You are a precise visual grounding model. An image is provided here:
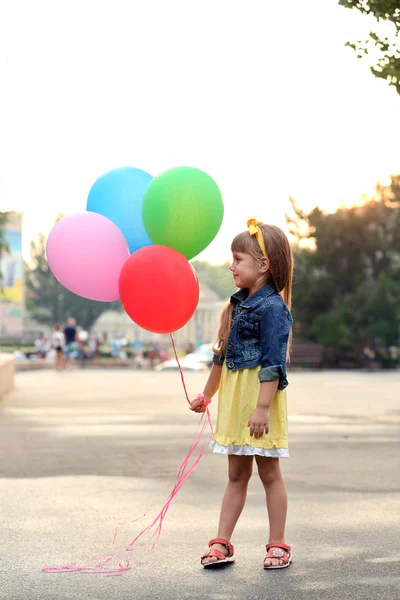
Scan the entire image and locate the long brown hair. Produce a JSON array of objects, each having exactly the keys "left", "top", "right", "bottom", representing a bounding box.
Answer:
[{"left": 213, "top": 224, "right": 293, "bottom": 357}]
